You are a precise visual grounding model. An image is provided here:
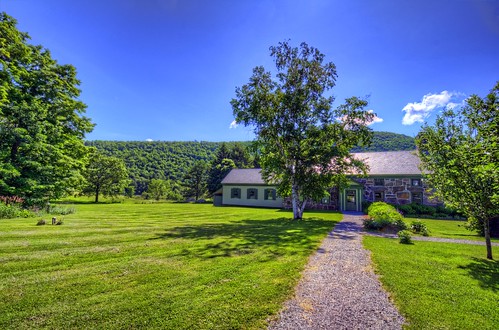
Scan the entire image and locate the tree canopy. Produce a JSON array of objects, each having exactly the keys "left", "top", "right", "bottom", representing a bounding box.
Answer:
[
  {"left": 83, "top": 151, "right": 130, "bottom": 203},
  {"left": 416, "top": 81, "right": 499, "bottom": 260},
  {"left": 0, "top": 13, "right": 94, "bottom": 205},
  {"left": 231, "top": 41, "right": 374, "bottom": 219}
]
